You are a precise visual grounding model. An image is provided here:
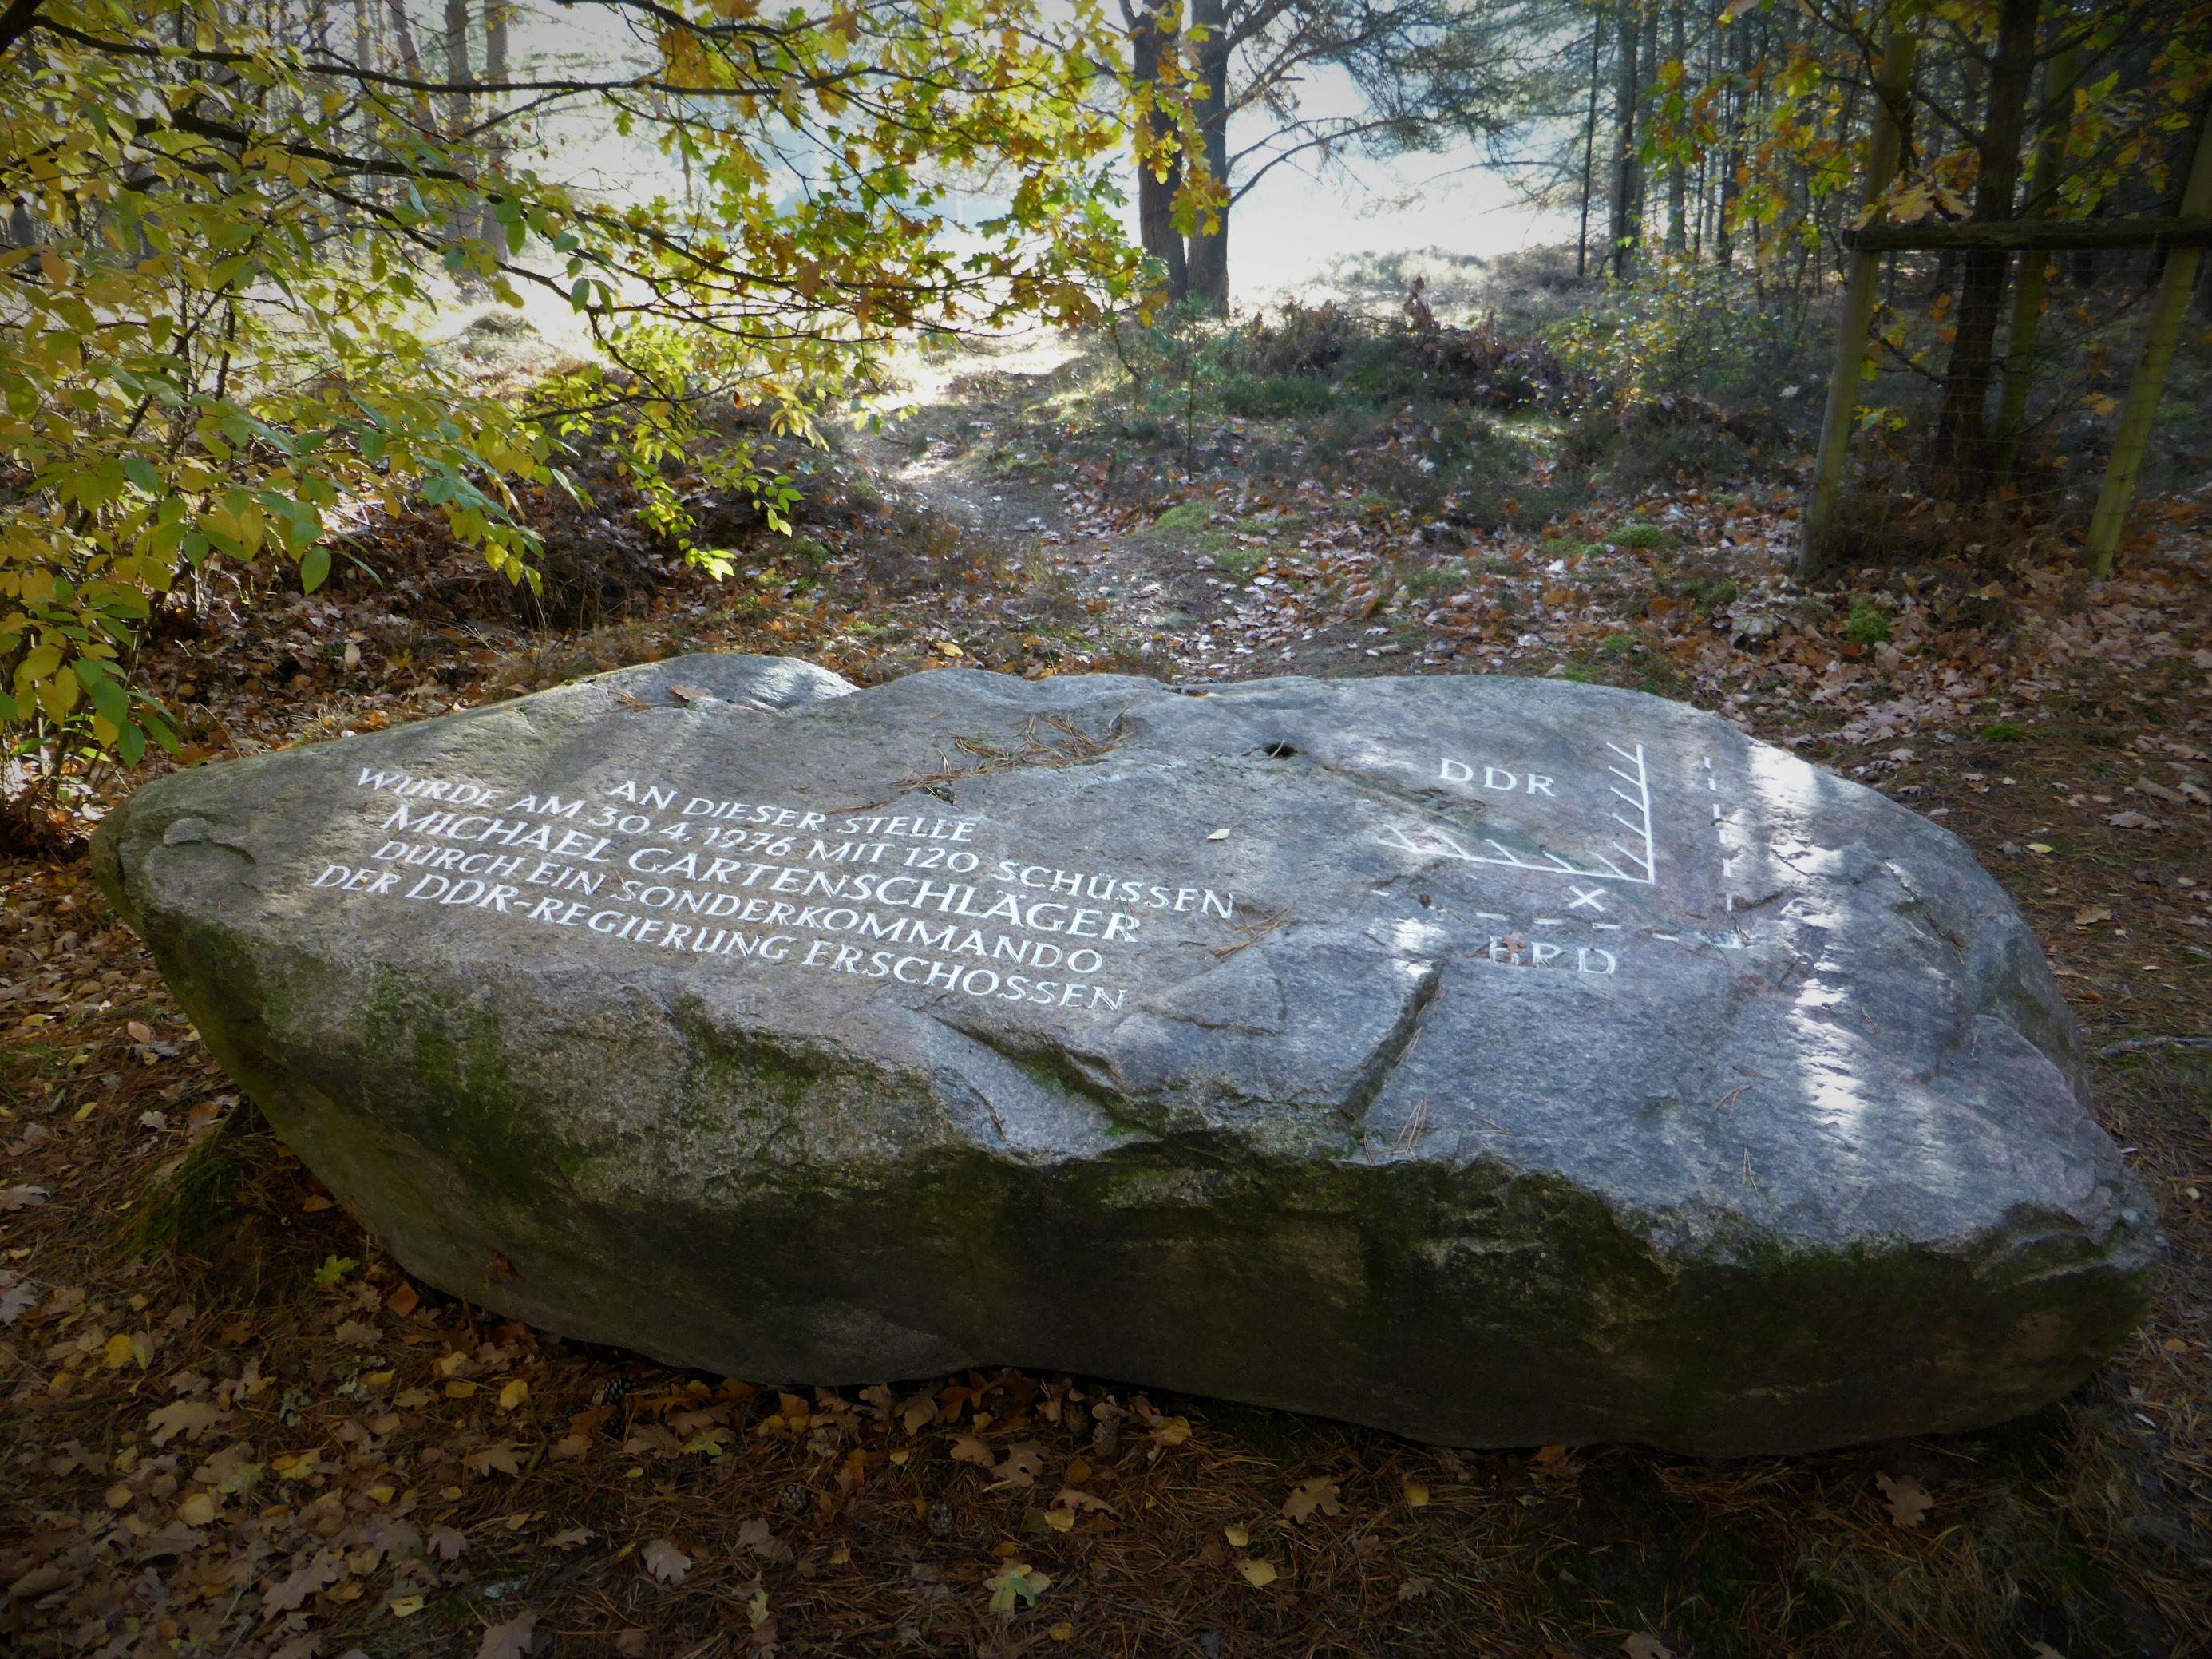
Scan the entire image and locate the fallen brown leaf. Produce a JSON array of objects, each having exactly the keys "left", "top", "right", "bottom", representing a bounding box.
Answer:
[{"left": 1876, "top": 1470, "right": 1933, "bottom": 1528}]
